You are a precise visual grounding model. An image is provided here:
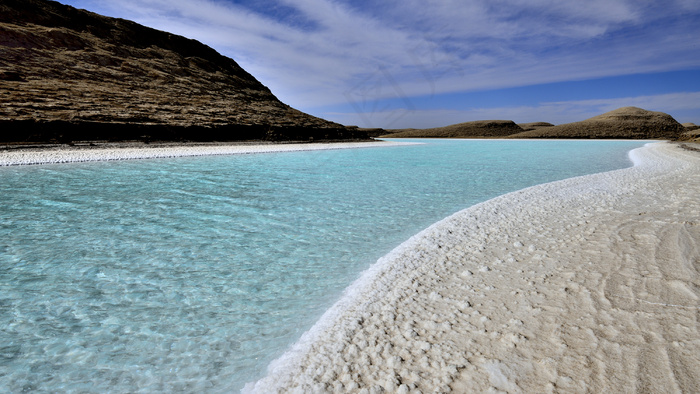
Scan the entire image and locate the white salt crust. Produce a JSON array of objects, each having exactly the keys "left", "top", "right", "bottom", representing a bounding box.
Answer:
[
  {"left": 0, "top": 141, "right": 412, "bottom": 166},
  {"left": 245, "top": 142, "right": 700, "bottom": 393}
]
